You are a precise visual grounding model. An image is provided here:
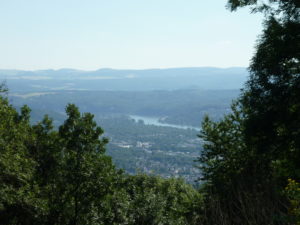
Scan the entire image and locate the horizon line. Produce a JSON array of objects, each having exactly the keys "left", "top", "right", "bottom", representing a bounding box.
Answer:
[{"left": 0, "top": 66, "right": 247, "bottom": 72}]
